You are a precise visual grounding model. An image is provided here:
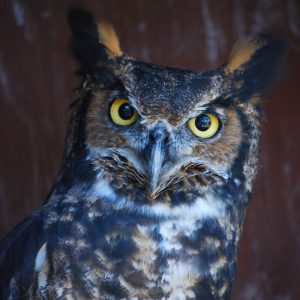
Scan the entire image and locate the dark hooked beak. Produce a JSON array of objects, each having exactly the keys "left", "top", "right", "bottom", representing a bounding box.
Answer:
[{"left": 147, "top": 127, "right": 168, "bottom": 194}]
